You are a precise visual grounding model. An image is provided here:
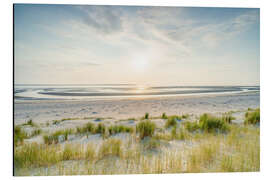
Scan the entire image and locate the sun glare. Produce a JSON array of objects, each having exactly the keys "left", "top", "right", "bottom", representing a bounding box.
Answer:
[{"left": 134, "top": 86, "right": 147, "bottom": 93}]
